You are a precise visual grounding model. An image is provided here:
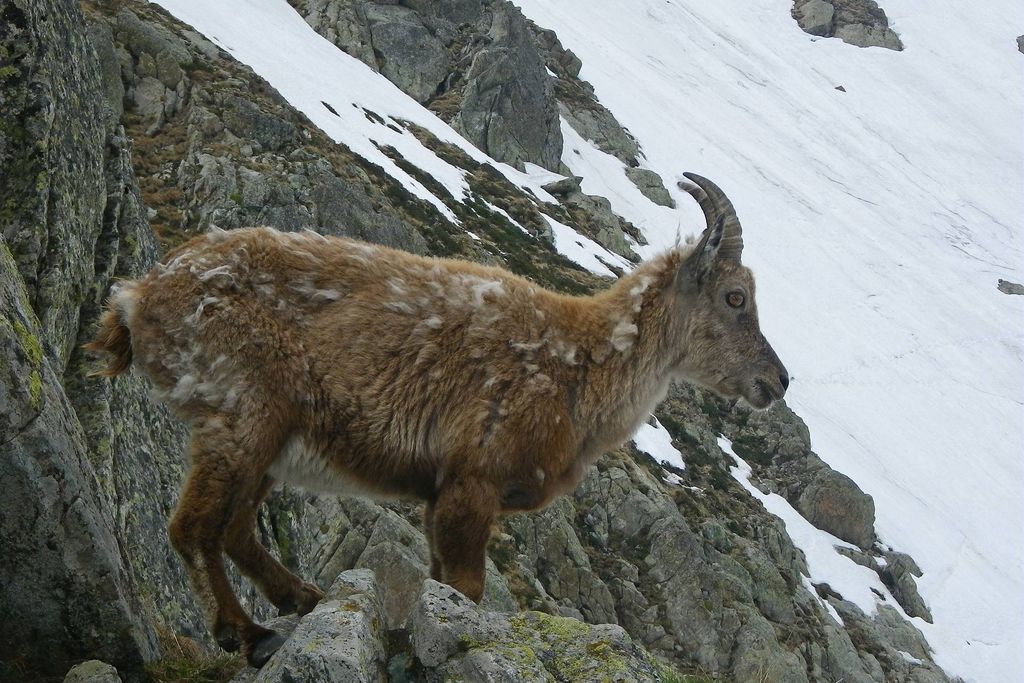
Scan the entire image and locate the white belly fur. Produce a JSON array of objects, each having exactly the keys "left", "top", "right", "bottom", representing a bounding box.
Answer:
[{"left": 267, "top": 436, "right": 367, "bottom": 495}]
